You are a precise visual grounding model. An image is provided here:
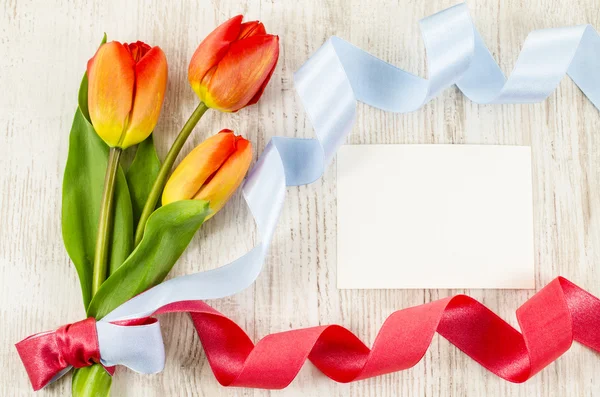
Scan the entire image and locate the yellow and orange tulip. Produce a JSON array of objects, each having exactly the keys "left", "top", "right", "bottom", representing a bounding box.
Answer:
[
  {"left": 188, "top": 16, "right": 279, "bottom": 112},
  {"left": 87, "top": 40, "right": 168, "bottom": 149},
  {"left": 162, "top": 129, "right": 253, "bottom": 219}
]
